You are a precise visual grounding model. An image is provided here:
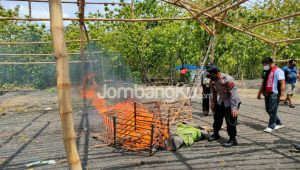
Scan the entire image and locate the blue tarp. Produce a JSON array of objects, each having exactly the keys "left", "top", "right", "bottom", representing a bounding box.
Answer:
[{"left": 175, "top": 65, "right": 206, "bottom": 70}]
